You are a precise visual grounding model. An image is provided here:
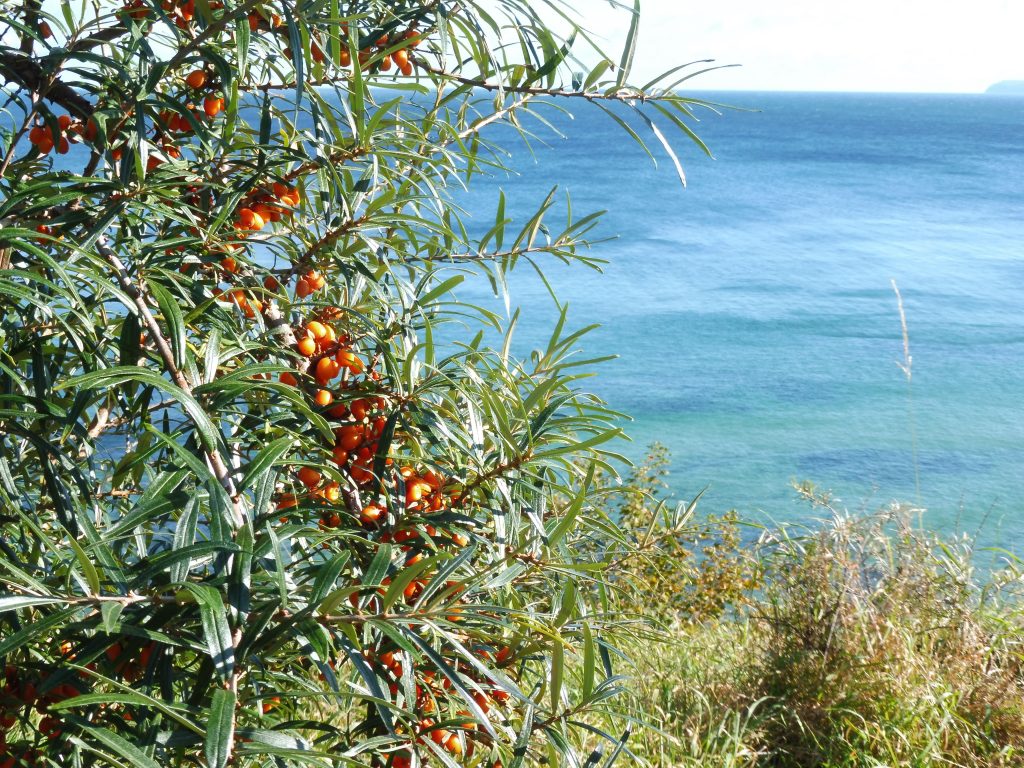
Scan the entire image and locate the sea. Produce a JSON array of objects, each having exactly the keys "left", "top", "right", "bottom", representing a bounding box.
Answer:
[{"left": 447, "top": 91, "right": 1024, "bottom": 549}]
